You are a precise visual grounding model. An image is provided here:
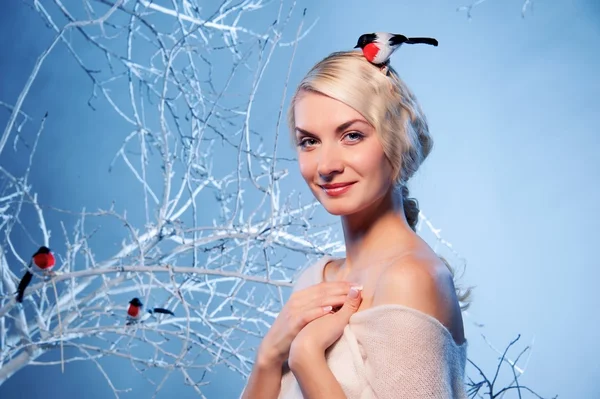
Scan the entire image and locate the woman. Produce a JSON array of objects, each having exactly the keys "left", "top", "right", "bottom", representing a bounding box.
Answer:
[{"left": 242, "top": 48, "right": 471, "bottom": 399}]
